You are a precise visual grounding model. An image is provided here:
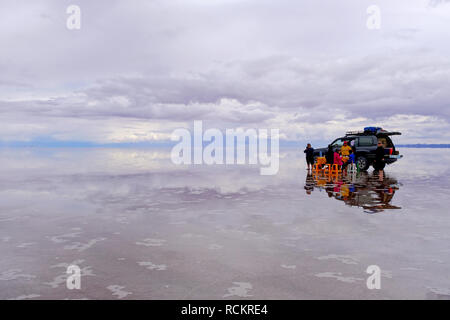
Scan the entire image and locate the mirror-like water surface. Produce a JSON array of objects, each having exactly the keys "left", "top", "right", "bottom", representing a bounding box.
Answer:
[{"left": 0, "top": 148, "right": 449, "bottom": 299}]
